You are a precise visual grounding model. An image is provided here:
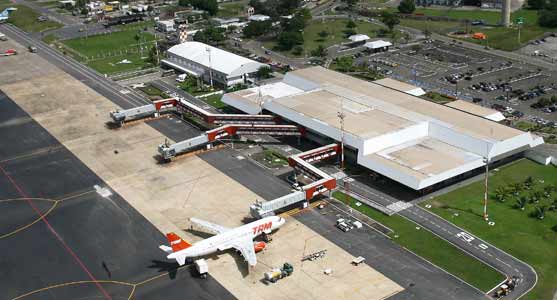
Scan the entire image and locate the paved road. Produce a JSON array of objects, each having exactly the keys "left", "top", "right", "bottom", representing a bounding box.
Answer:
[
  {"left": 0, "top": 24, "right": 149, "bottom": 110},
  {"left": 199, "top": 147, "right": 489, "bottom": 300},
  {"left": 345, "top": 180, "right": 538, "bottom": 300}
]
